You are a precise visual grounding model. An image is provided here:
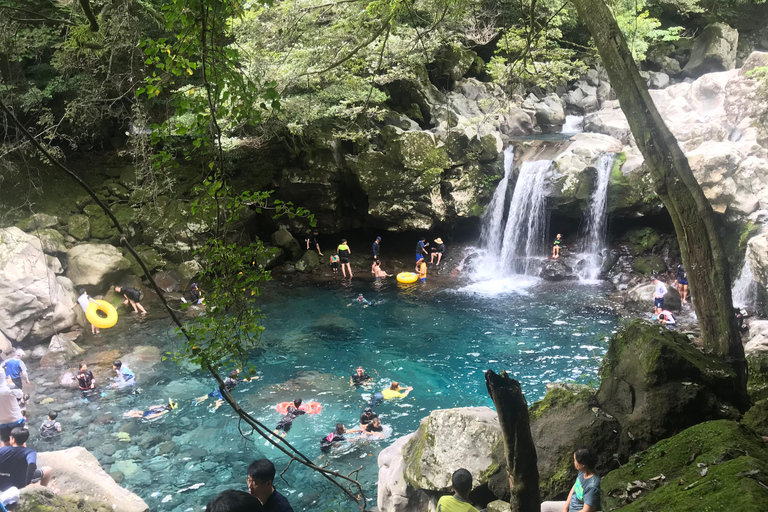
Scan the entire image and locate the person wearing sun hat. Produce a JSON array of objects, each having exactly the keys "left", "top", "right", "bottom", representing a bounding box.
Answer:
[{"left": 430, "top": 237, "right": 446, "bottom": 266}]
